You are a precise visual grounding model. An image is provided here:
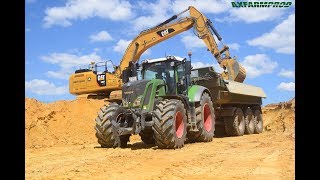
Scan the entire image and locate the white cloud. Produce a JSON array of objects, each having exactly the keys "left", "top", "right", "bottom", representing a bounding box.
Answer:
[
  {"left": 113, "top": 39, "right": 131, "bottom": 53},
  {"left": 46, "top": 70, "right": 72, "bottom": 80},
  {"left": 133, "top": 0, "right": 171, "bottom": 31},
  {"left": 228, "top": 43, "right": 240, "bottom": 51},
  {"left": 93, "top": 48, "right": 100, "bottom": 52},
  {"left": 278, "top": 68, "right": 295, "bottom": 78},
  {"left": 181, "top": 35, "right": 206, "bottom": 49},
  {"left": 25, "top": 79, "right": 68, "bottom": 95},
  {"left": 181, "top": 33, "right": 220, "bottom": 49},
  {"left": 192, "top": 62, "right": 212, "bottom": 69},
  {"left": 277, "top": 82, "right": 295, "bottom": 91},
  {"left": 41, "top": 52, "right": 104, "bottom": 79},
  {"left": 89, "top": 31, "right": 112, "bottom": 42},
  {"left": 43, "top": 0, "right": 133, "bottom": 28},
  {"left": 172, "top": 0, "right": 230, "bottom": 14},
  {"left": 113, "top": 39, "right": 151, "bottom": 56},
  {"left": 247, "top": 14, "right": 295, "bottom": 54},
  {"left": 132, "top": 0, "right": 229, "bottom": 31},
  {"left": 224, "top": 8, "right": 286, "bottom": 23},
  {"left": 41, "top": 52, "right": 102, "bottom": 69},
  {"left": 241, "top": 54, "right": 278, "bottom": 78},
  {"left": 25, "top": 28, "right": 31, "bottom": 32}
]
